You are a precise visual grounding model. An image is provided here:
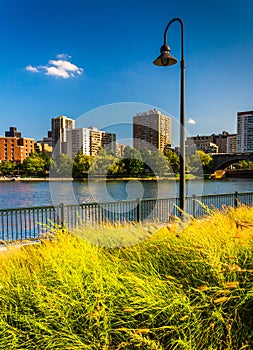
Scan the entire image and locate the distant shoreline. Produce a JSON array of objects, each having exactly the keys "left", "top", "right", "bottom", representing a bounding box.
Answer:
[
  {"left": 0, "top": 176, "right": 186, "bottom": 182},
  {"left": 0, "top": 177, "right": 72, "bottom": 182}
]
